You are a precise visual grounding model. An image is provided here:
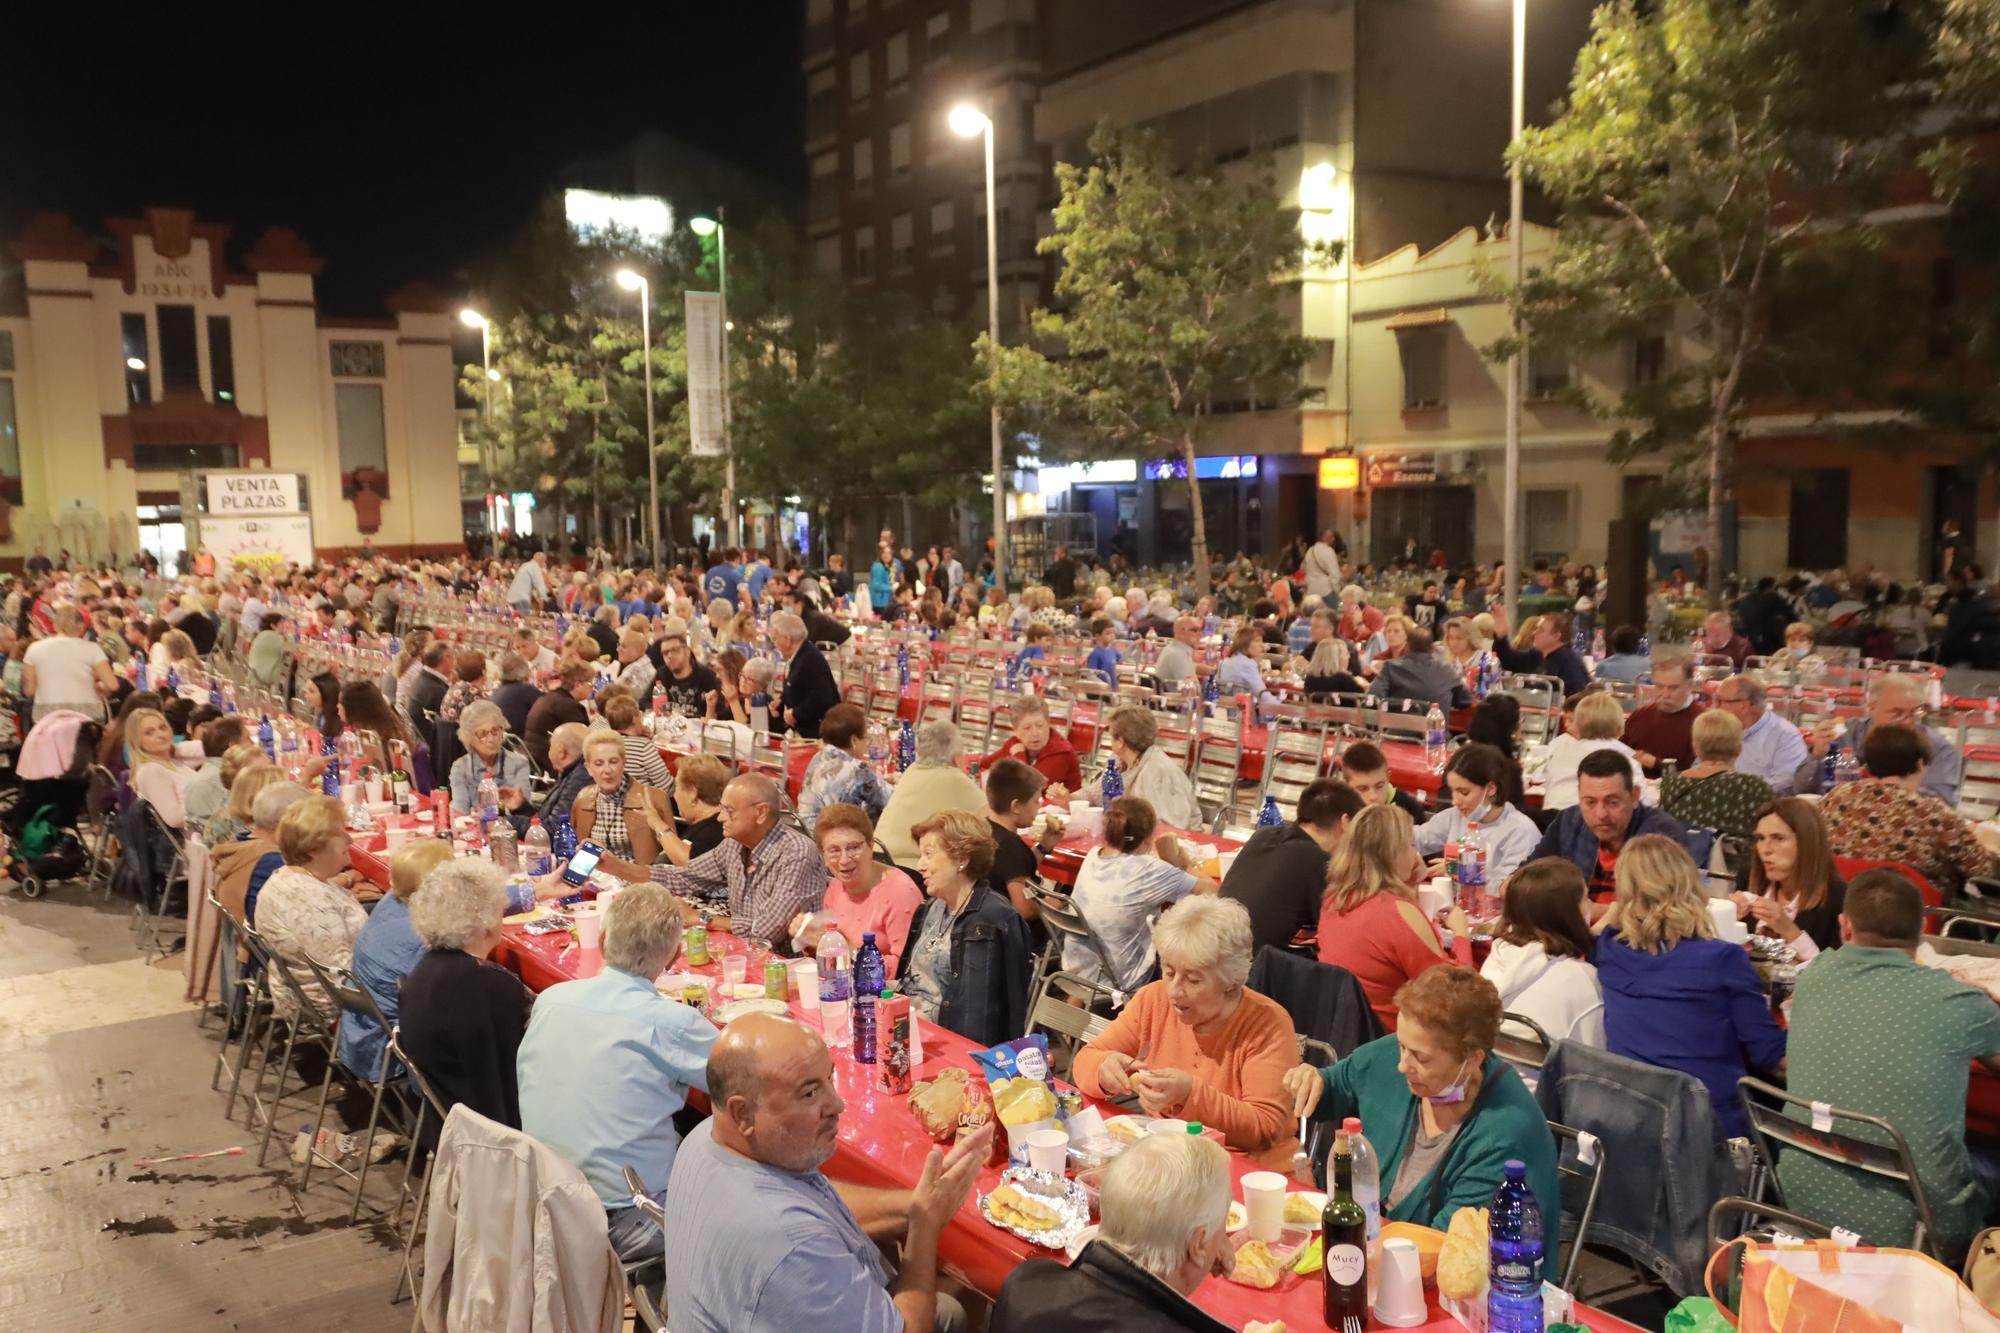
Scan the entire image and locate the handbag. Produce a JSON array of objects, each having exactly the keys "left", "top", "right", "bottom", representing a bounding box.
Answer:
[{"left": 1705, "top": 1237, "right": 2000, "bottom": 1332}]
